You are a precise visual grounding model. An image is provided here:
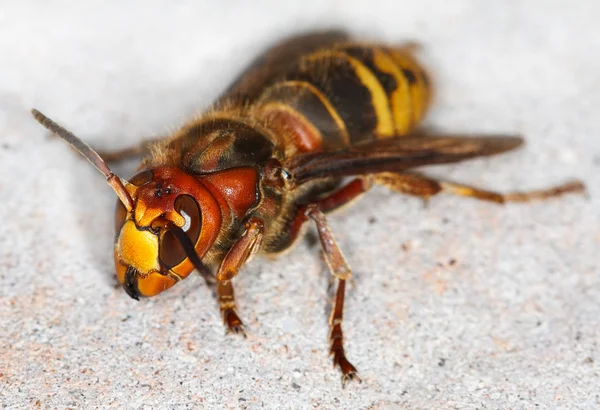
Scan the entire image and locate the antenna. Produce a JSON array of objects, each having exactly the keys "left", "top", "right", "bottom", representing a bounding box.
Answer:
[{"left": 31, "top": 109, "right": 134, "bottom": 211}]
